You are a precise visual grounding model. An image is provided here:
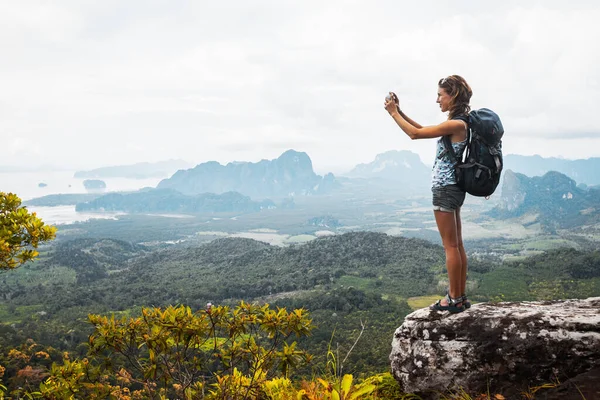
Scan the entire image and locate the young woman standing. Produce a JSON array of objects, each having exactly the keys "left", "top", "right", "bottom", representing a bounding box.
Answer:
[{"left": 384, "top": 75, "right": 473, "bottom": 313}]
